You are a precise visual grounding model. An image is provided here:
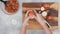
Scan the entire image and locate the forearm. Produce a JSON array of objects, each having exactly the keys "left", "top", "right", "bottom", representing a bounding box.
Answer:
[
  {"left": 37, "top": 18, "right": 52, "bottom": 34},
  {"left": 42, "top": 24, "right": 52, "bottom": 34},
  {"left": 20, "top": 26, "right": 27, "bottom": 34},
  {"left": 39, "top": 22, "right": 52, "bottom": 34},
  {"left": 20, "top": 18, "right": 29, "bottom": 34}
]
